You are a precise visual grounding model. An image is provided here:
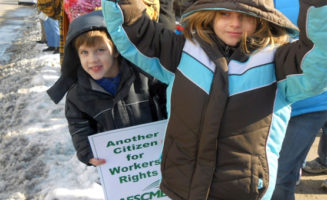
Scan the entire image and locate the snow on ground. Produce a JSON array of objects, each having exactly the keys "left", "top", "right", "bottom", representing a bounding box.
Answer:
[{"left": 0, "top": 6, "right": 104, "bottom": 200}]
